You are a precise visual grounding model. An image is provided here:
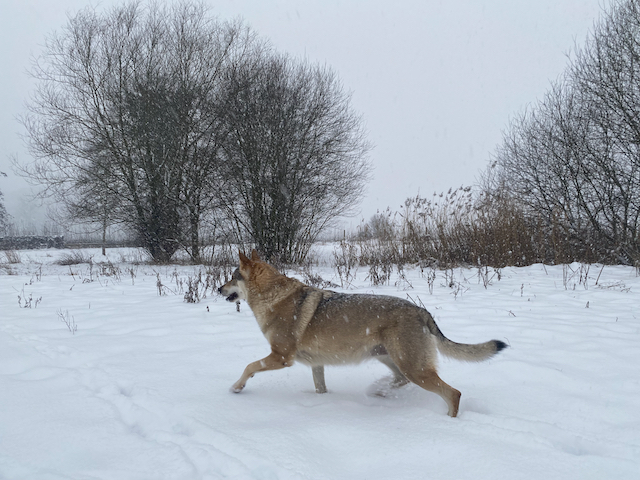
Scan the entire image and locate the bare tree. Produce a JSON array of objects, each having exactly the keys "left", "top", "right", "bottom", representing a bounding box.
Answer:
[
  {"left": 19, "top": 1, "right": 254, "bottom": 262},
  {"left": 569, "top": 0, "right": 640, "bottom": 261},
  {"left": 217, "top": 53, "right": 371, "bottom": 263},
  {"left": 56, "top": 155, "right": 122, "bottom": 255},
  {"left": 484, "top": 0, "right": 640, "bottom": 264},
  {"left": 486, "top": 83, "right": 590, "bottom": 240},
  {"left": 20, "top": 1, "right": 370, "bottom": 263},
  {"left": 0, "top": 172, "right": 9, "bottom": 235}
]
